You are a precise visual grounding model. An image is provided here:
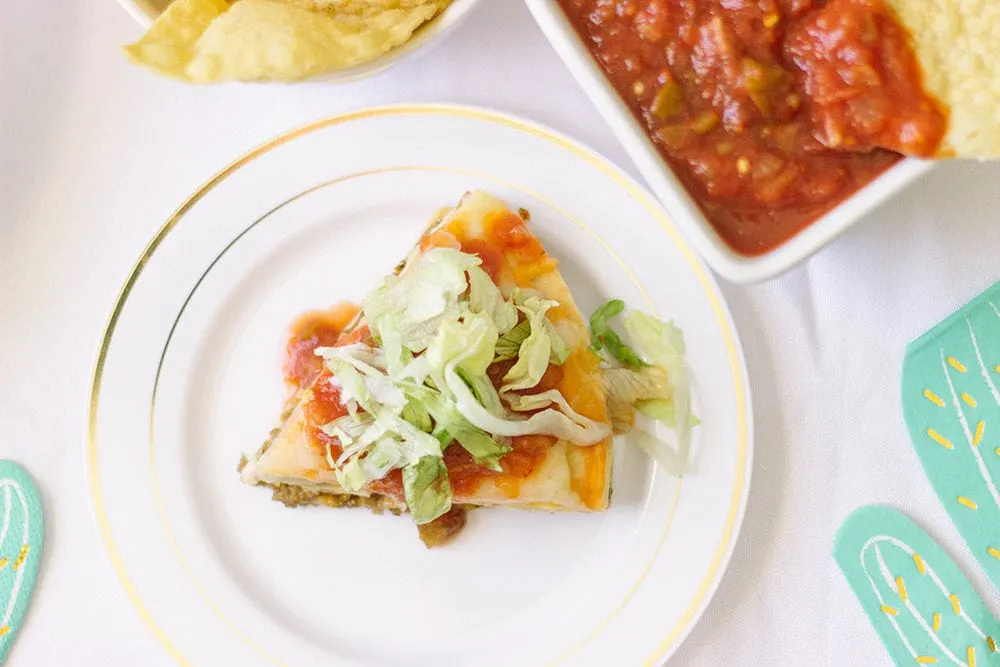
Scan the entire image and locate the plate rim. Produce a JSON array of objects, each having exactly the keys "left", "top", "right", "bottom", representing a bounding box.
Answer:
[{"left": 85, "top": 103, "right": 755, "bottom": 666}]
